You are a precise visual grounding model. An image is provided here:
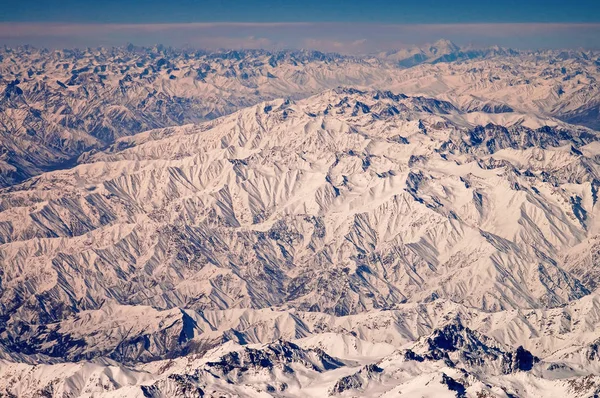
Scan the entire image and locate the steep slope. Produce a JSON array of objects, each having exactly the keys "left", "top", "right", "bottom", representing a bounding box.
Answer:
[
  {"left": 4, "top": 319, "right": 600, "bottom": 397},
  {"left": 2, "top": 88, "right": 600, "bottom": 374},
  {"left": 386, "top": 50, "right": 600, "bottom": 130},
  {"left": 1, "top": 45, "right": 599, "bottom": 186},
  {"left": 7, "top": 291, "right": 600, "bottom": 367}
]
